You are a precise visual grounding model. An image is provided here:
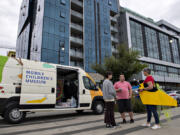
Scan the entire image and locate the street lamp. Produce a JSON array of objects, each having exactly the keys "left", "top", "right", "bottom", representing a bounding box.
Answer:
[
  {"left": 169, "top": 39, "right": 173, "bottom": 44},
  {"left": 169, "top": 34, "right": 179, "bottom": 44}
]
